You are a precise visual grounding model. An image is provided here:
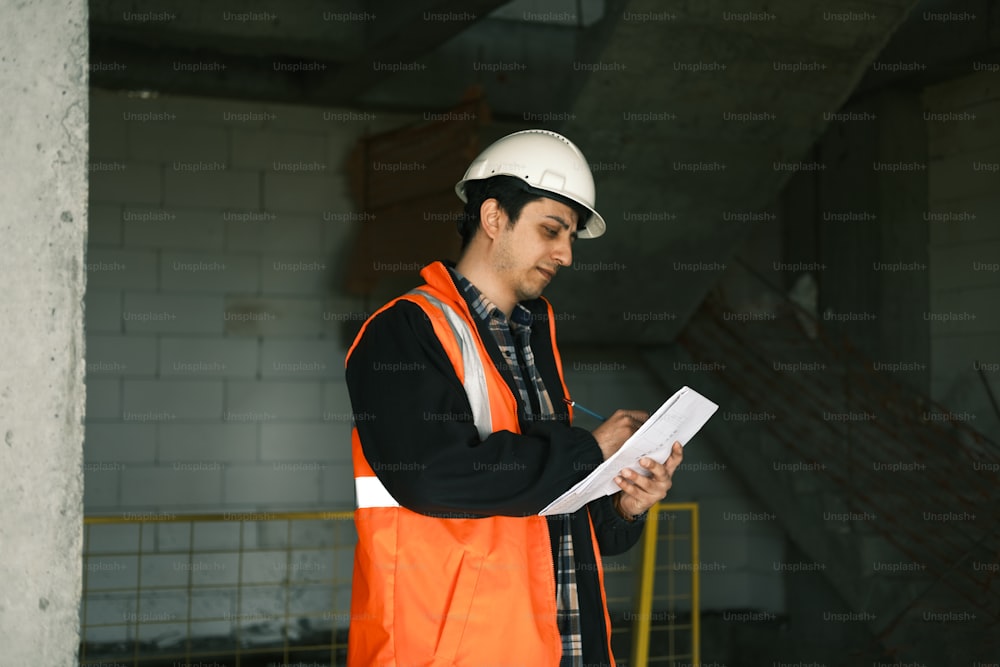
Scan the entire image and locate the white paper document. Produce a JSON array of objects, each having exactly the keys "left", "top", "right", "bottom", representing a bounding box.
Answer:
[{"left": 539, "top": 386, "right": 719, "bottom": 516}]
